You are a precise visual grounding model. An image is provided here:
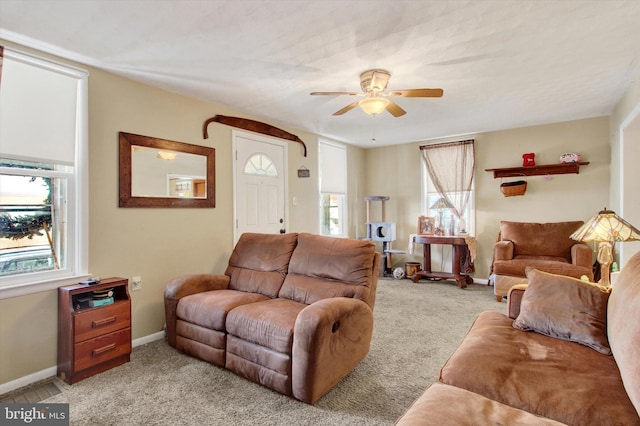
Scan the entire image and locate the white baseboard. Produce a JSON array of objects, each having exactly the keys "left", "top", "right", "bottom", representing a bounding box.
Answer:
[
  {"left": 132, "top": 331, "right": 165, "bottom": 347},
  {"left": 0, "top": 366, "right": 58, "bottom": 396},
  {"left": 0, "top": 331, "right": 166, "bottom": 396}
]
